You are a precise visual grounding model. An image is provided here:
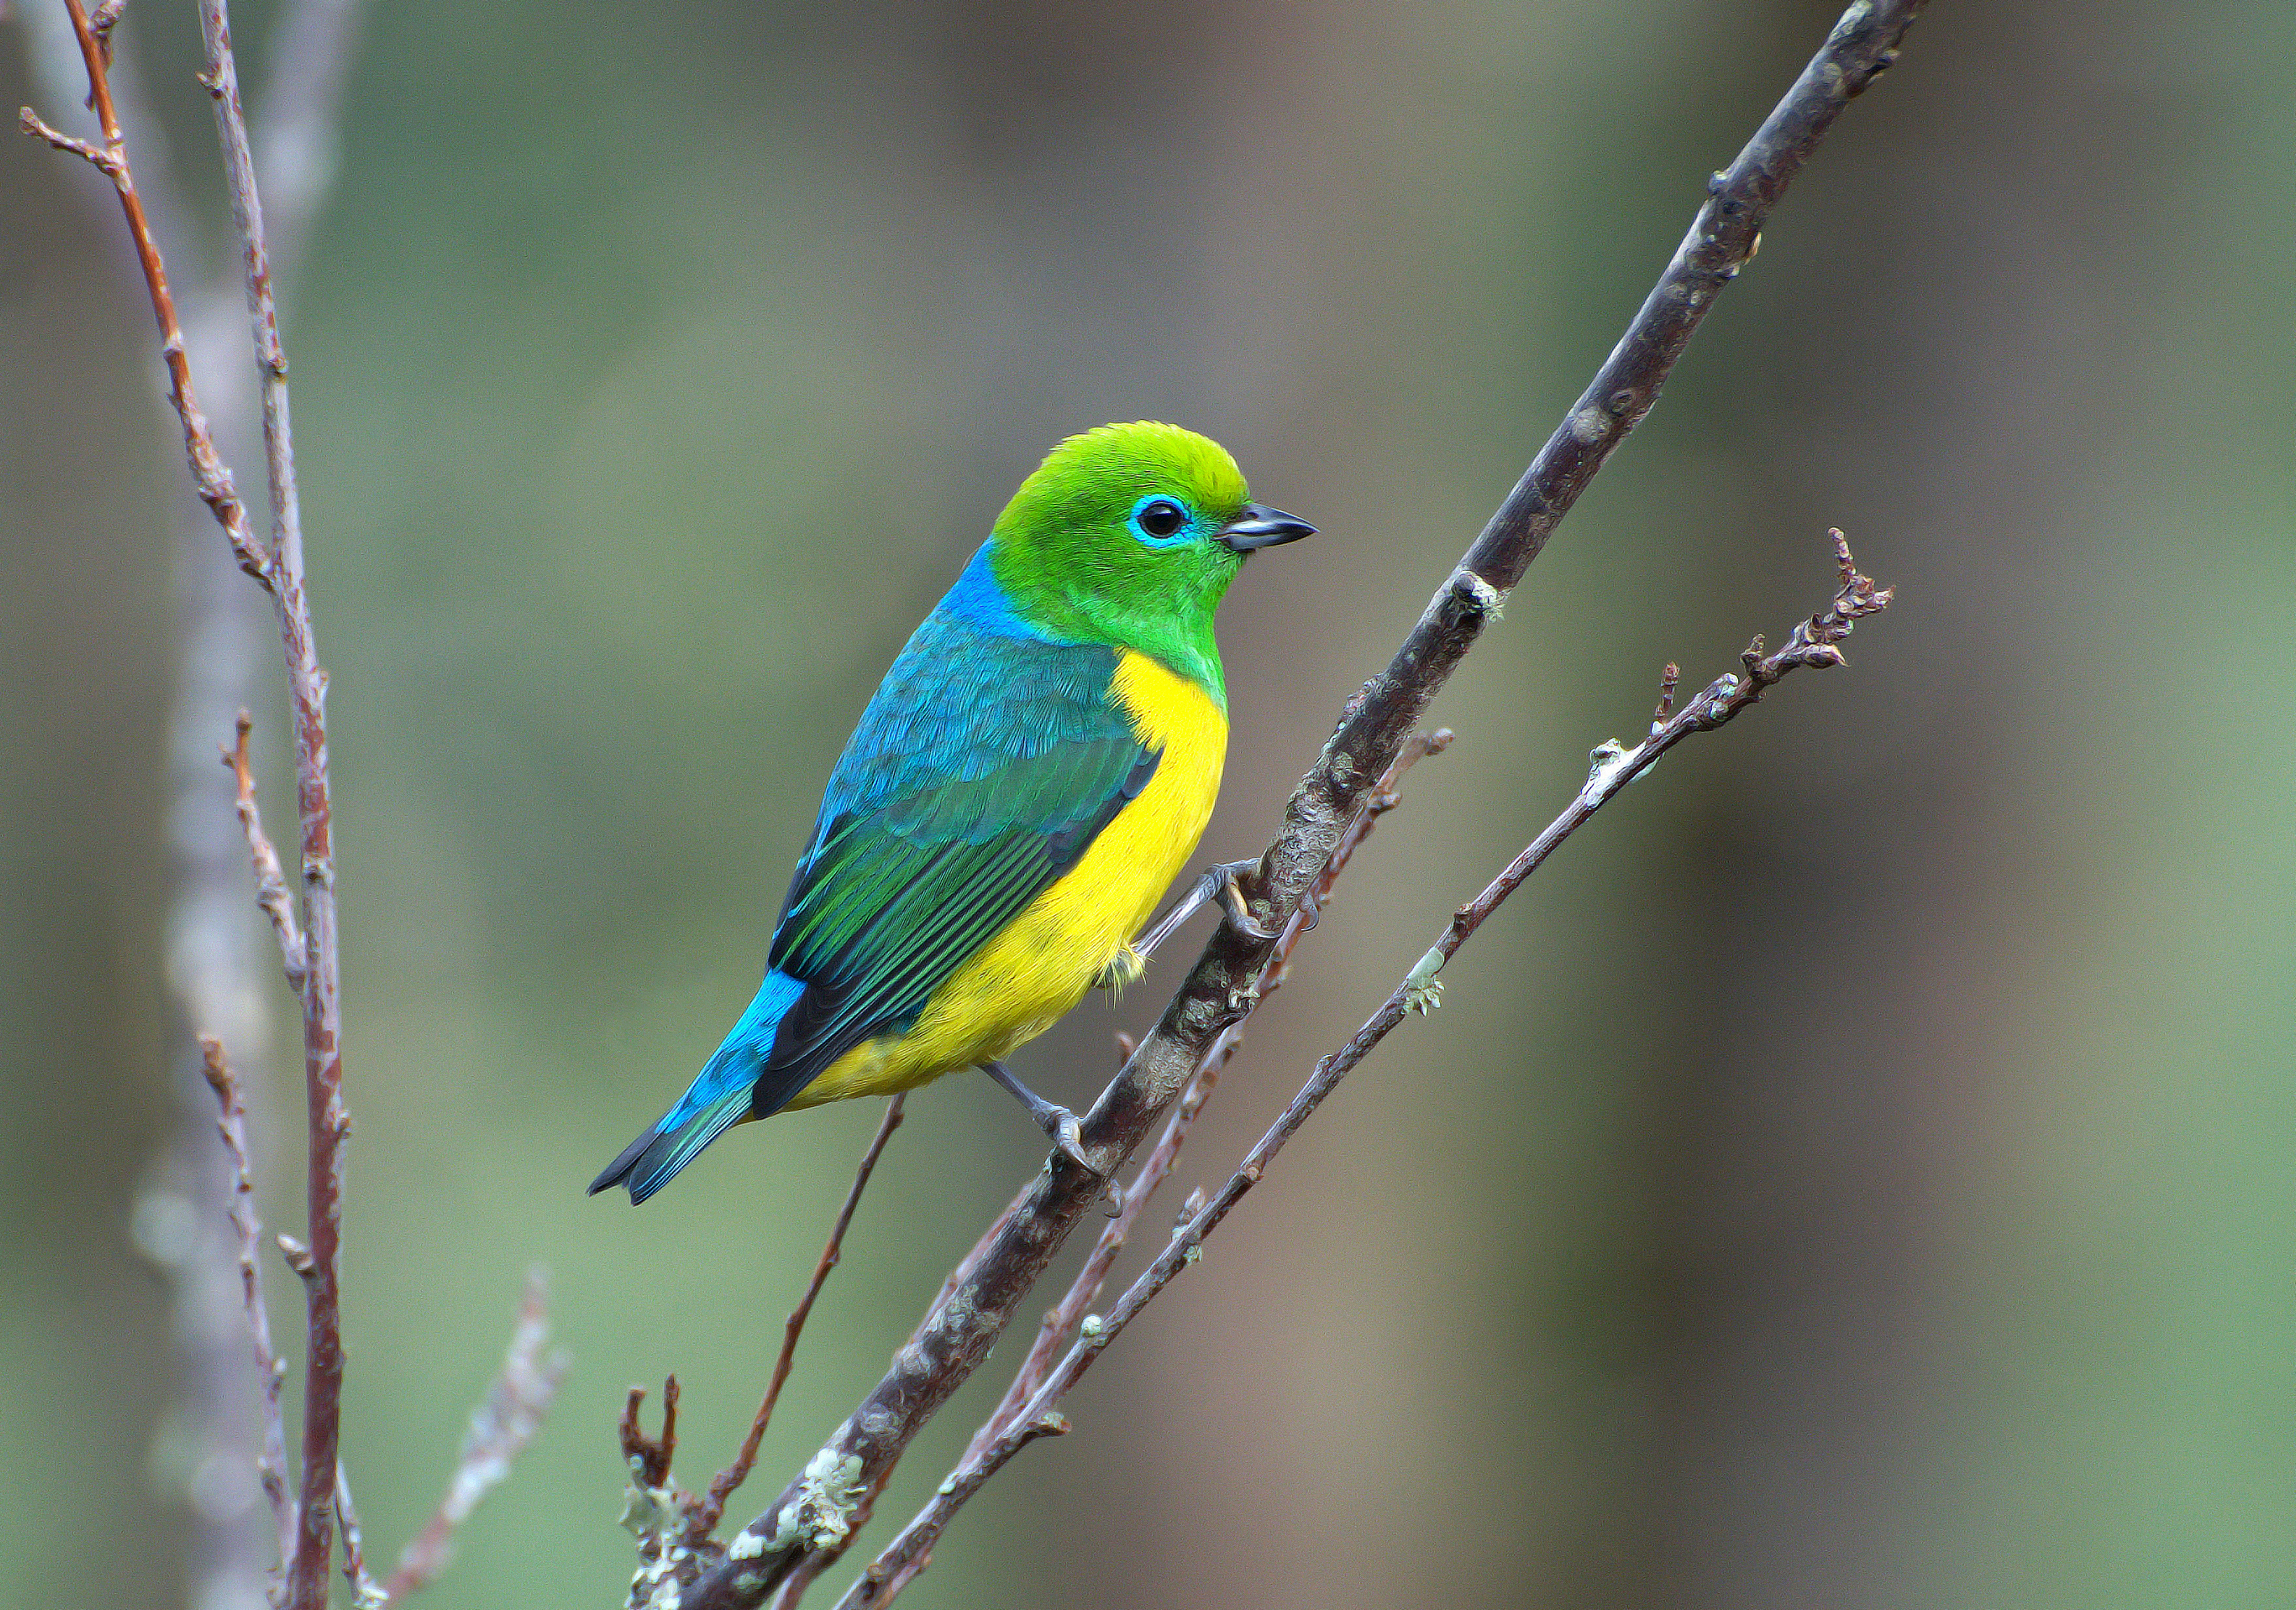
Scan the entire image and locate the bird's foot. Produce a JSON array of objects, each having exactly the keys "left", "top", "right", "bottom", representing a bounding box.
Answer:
[
  {"left": 1134, "top": 859, "right": 1281, "bottom": 960},
  {"left": 1211, "top": 862, "right": 1280, "bottom": 941},
  {"left": 983, "top": 1059, "right": 1104, "bottom": 1179}
]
